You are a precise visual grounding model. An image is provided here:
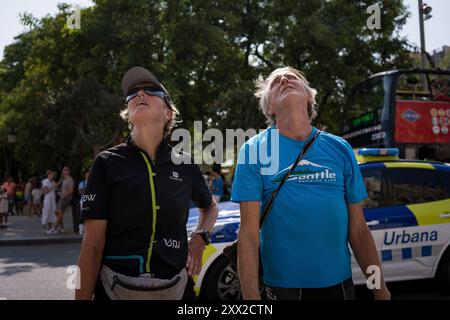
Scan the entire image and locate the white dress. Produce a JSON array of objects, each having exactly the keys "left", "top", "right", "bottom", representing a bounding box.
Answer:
[{"left": 41, "top": 179, "right": 57, "bottom": 225}]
